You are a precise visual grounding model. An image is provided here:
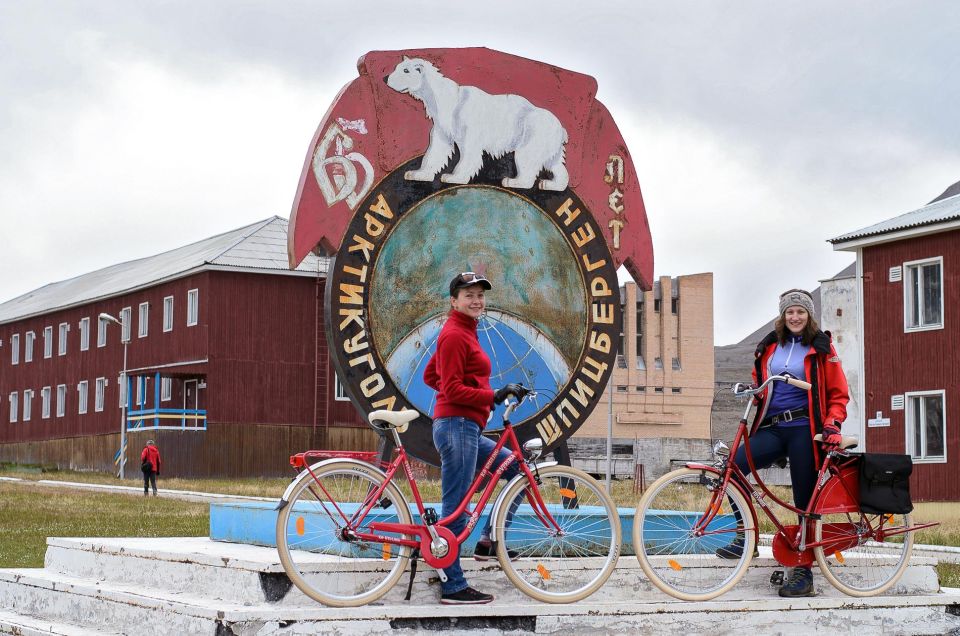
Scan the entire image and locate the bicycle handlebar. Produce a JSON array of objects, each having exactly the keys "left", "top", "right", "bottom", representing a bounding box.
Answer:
[
  {"left": 733, "top": 373, "right": 811, "bottom": 397},
  {"left": 502, "top": 386, "right": 536, "bottom": 421}
]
